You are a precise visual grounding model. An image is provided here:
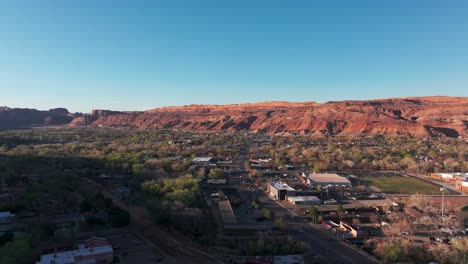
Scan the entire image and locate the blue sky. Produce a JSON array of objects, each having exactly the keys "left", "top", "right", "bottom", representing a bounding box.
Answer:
[{"left": 1, "top": 0, "right": 467, "bottom": 112}]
